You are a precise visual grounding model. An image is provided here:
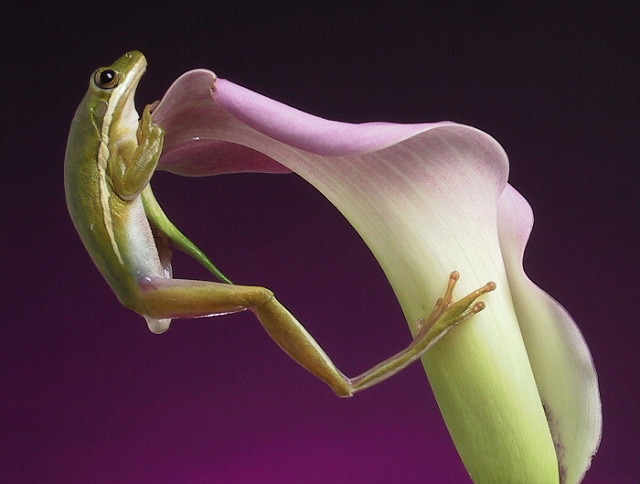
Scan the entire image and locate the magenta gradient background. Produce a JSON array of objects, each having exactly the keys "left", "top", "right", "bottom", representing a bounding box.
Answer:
[{"left": 2, "top": 3, "right": 638, "bottom": 483}]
